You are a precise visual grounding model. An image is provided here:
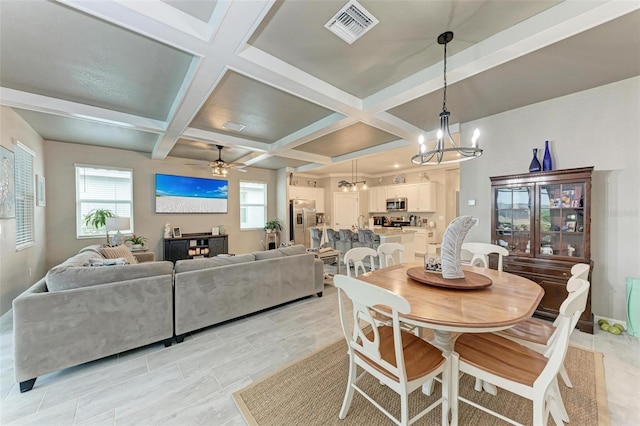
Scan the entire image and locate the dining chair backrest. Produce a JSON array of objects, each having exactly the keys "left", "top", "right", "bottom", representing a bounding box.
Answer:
[
  {"left": 551, "top": 263, "right": 590, "bottom": 328},
  {"left": 461, "top": 242, "right": 509, "bottom": 272},
  {"left": 334, "top": 275, "right": 410, "bottom": 380},
  {"left": 310, "top": 228, "right": 322, "bottom": 247},
  {"left": 326, "top": 229, "right": 340, "bottom": 249},
  {"left": 535, "top": 278, "right": 590, "bottom": 388},
  {"left": 377, "top": 243, "right": 405, "bottom": 268},
  {"left": 343, "top": 247, "right": 377, "bottom": 277}
]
